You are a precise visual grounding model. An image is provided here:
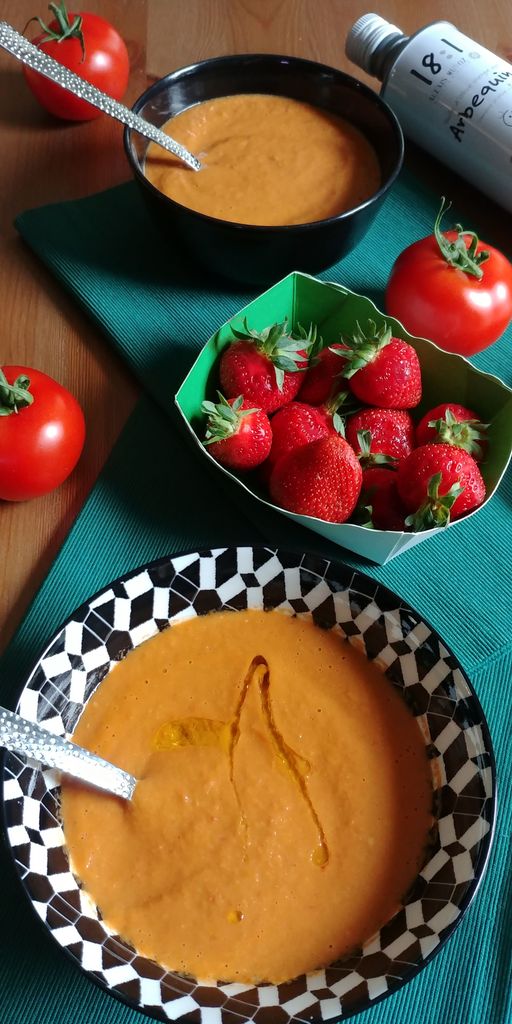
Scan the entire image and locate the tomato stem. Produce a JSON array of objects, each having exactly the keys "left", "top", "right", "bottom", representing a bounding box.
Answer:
[
  {"left": 433, "top": 197, "right": 490, "bottom": 280},
  {"left": 25, "top": 1, "right": 85, "bottom": 62},
  {"left": 0, "top": 370, "right": 34, "bottom": 416}
]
